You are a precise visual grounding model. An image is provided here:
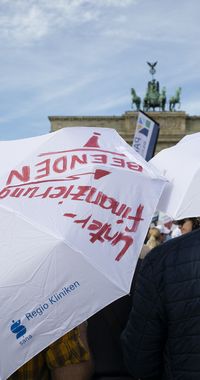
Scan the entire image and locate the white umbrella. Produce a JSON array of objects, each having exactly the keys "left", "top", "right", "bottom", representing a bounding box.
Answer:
[
  {"left": 0, "top": 127, "right": 166, "bottom": 379},
  {"left": 150, "top": 132, "right": 200, "bottom": 219}
]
